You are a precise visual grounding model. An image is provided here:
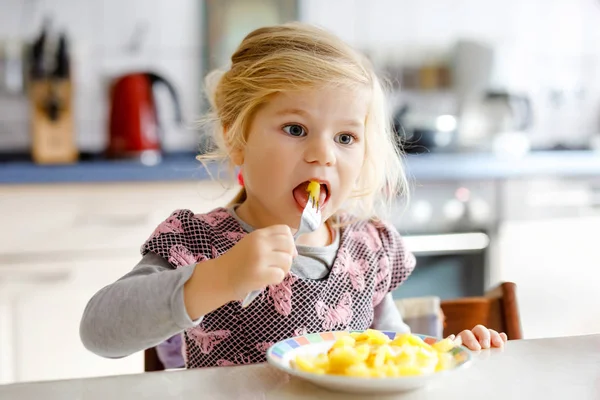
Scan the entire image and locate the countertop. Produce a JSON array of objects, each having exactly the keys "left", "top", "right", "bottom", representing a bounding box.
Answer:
[
  {"left": 1, "top": 334, "right": 599, "bottom": 399},
  {"left": 1, "top": 150, "right": 599, "bottom": 185}
]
